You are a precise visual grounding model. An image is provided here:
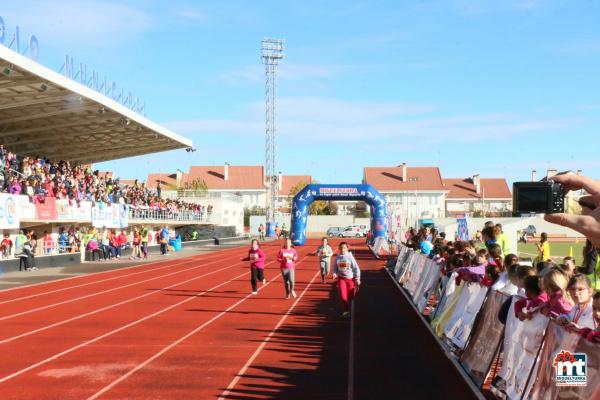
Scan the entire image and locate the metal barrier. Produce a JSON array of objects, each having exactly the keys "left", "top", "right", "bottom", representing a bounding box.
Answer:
[
  {"left": 387, "top": 244, "right": 600, "bottom": 400},
  {"left": 127, "top": 207, "right": 212, "bottom": 223}
]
